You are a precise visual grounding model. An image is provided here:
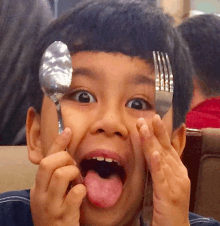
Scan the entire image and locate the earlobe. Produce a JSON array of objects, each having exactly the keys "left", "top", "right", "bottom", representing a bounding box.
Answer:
[
  {"left": 171, "top": 123, "right": 186, "bottom": 157},
  {"left": 26, "top": 107, "right": 43, "bottom": 165}
]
